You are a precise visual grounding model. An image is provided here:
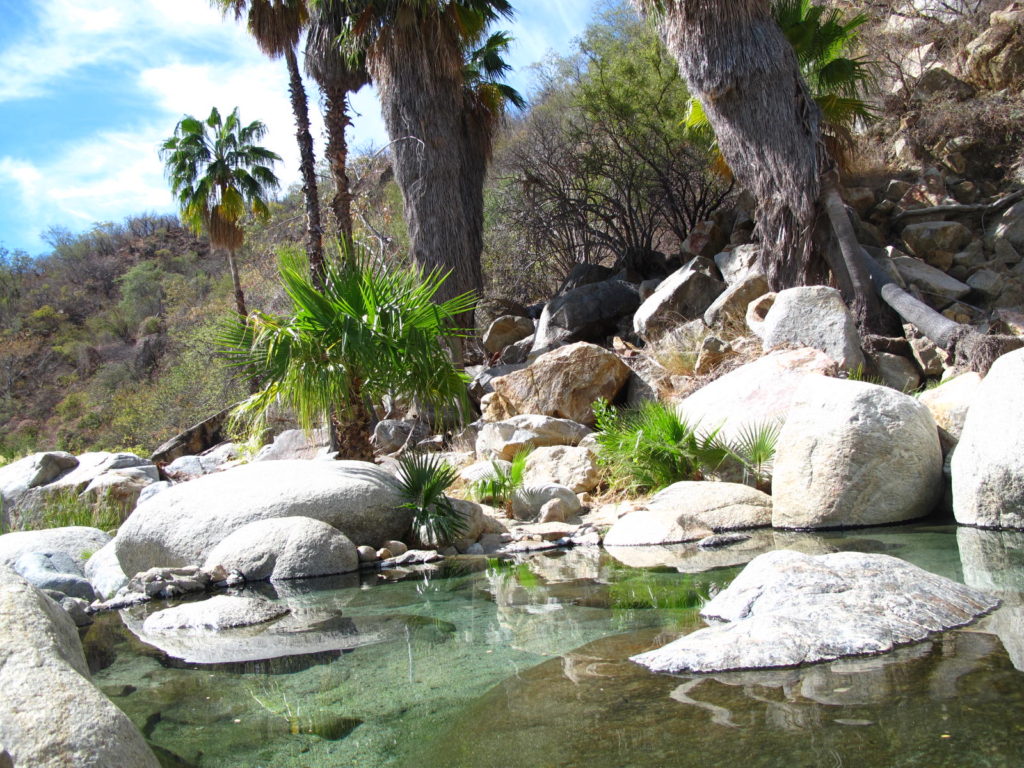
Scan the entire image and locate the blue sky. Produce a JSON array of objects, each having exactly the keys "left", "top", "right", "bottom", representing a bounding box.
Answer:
[{"left": 0, "top": 0, "right": 598, "bottom": 256}]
